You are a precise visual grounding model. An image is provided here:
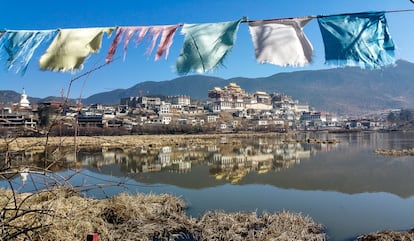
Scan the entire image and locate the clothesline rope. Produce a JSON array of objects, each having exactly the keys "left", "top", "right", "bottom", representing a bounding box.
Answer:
[{"left": 244, "top": 9, "right": 414, "bottom": 23}]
